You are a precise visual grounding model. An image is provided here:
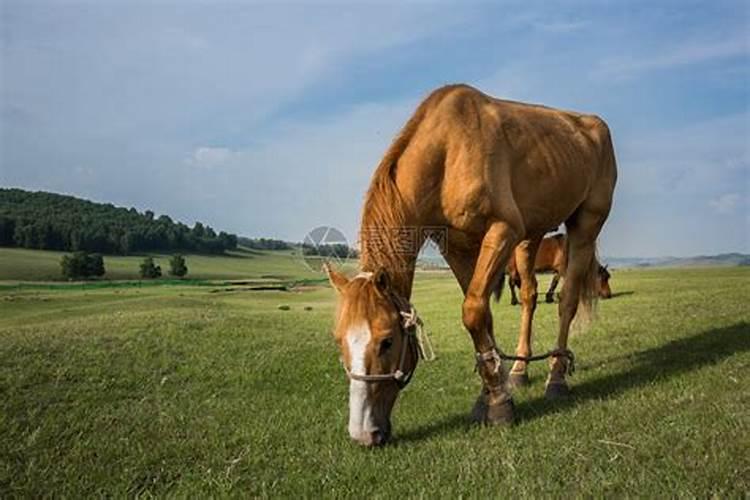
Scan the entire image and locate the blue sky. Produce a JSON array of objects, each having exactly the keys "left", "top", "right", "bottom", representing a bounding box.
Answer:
[{"left": 1, "top": 0, "right": 748, "bottom": 257}]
